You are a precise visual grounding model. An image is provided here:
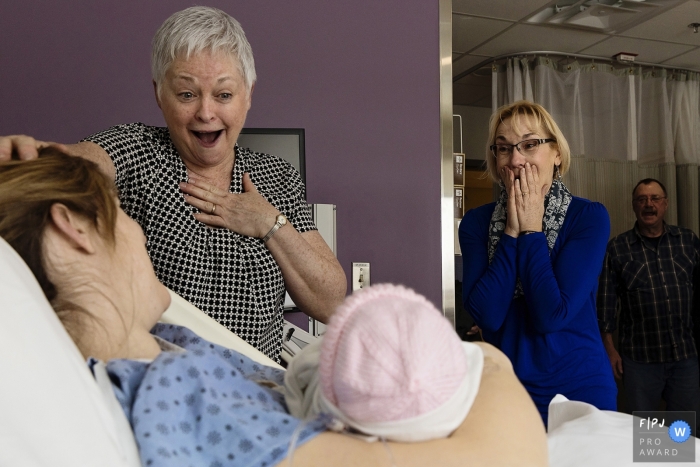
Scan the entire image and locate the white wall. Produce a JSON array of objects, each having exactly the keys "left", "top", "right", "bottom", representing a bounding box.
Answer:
[{"left": 453, "top": 105, "right": 492, "bottom": 162}]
